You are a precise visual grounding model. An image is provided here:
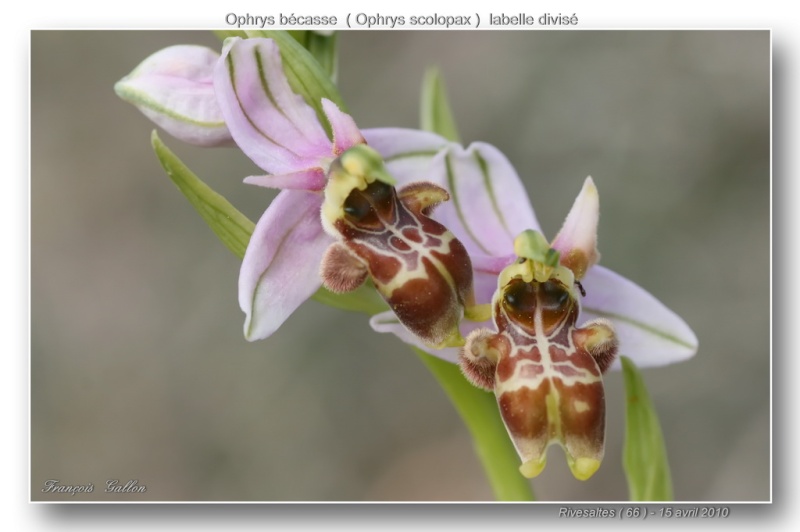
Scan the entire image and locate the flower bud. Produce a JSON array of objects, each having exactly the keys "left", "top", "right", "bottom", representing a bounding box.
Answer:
[
  {"left": 550, "top": 177, "right": 600, "bottom": 280},
  {"left": 115, "top": 45, "right": 232, "bottom": 146}
]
